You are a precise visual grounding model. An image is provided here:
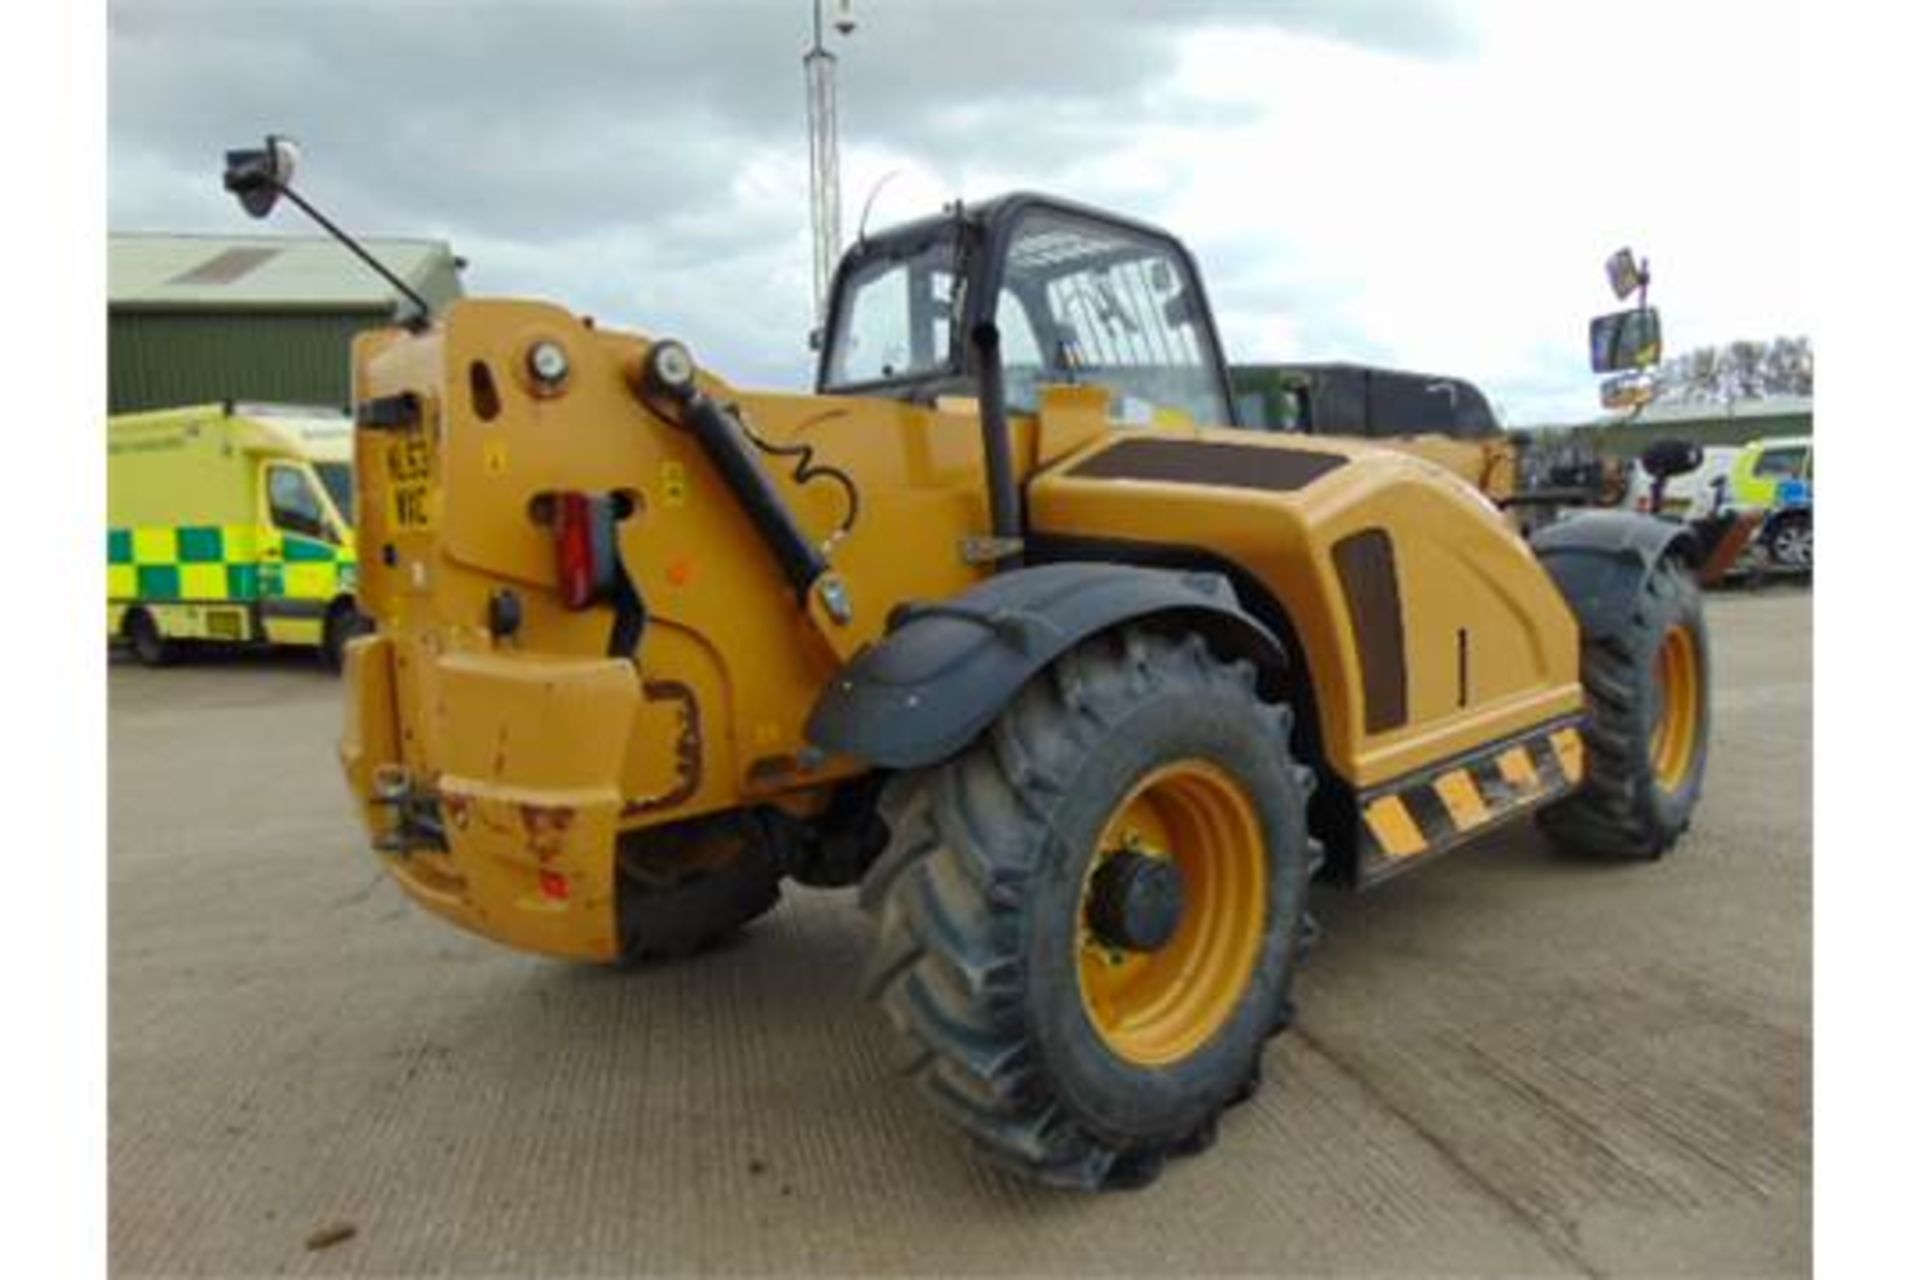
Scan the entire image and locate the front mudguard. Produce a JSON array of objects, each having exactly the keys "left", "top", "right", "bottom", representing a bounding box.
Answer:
[
  {"left": 805, "top": 563, "right": 1286, "bottom": 770},
  {"left": 1531, "top": 510, "right": 1700, "bottom": 641}
]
